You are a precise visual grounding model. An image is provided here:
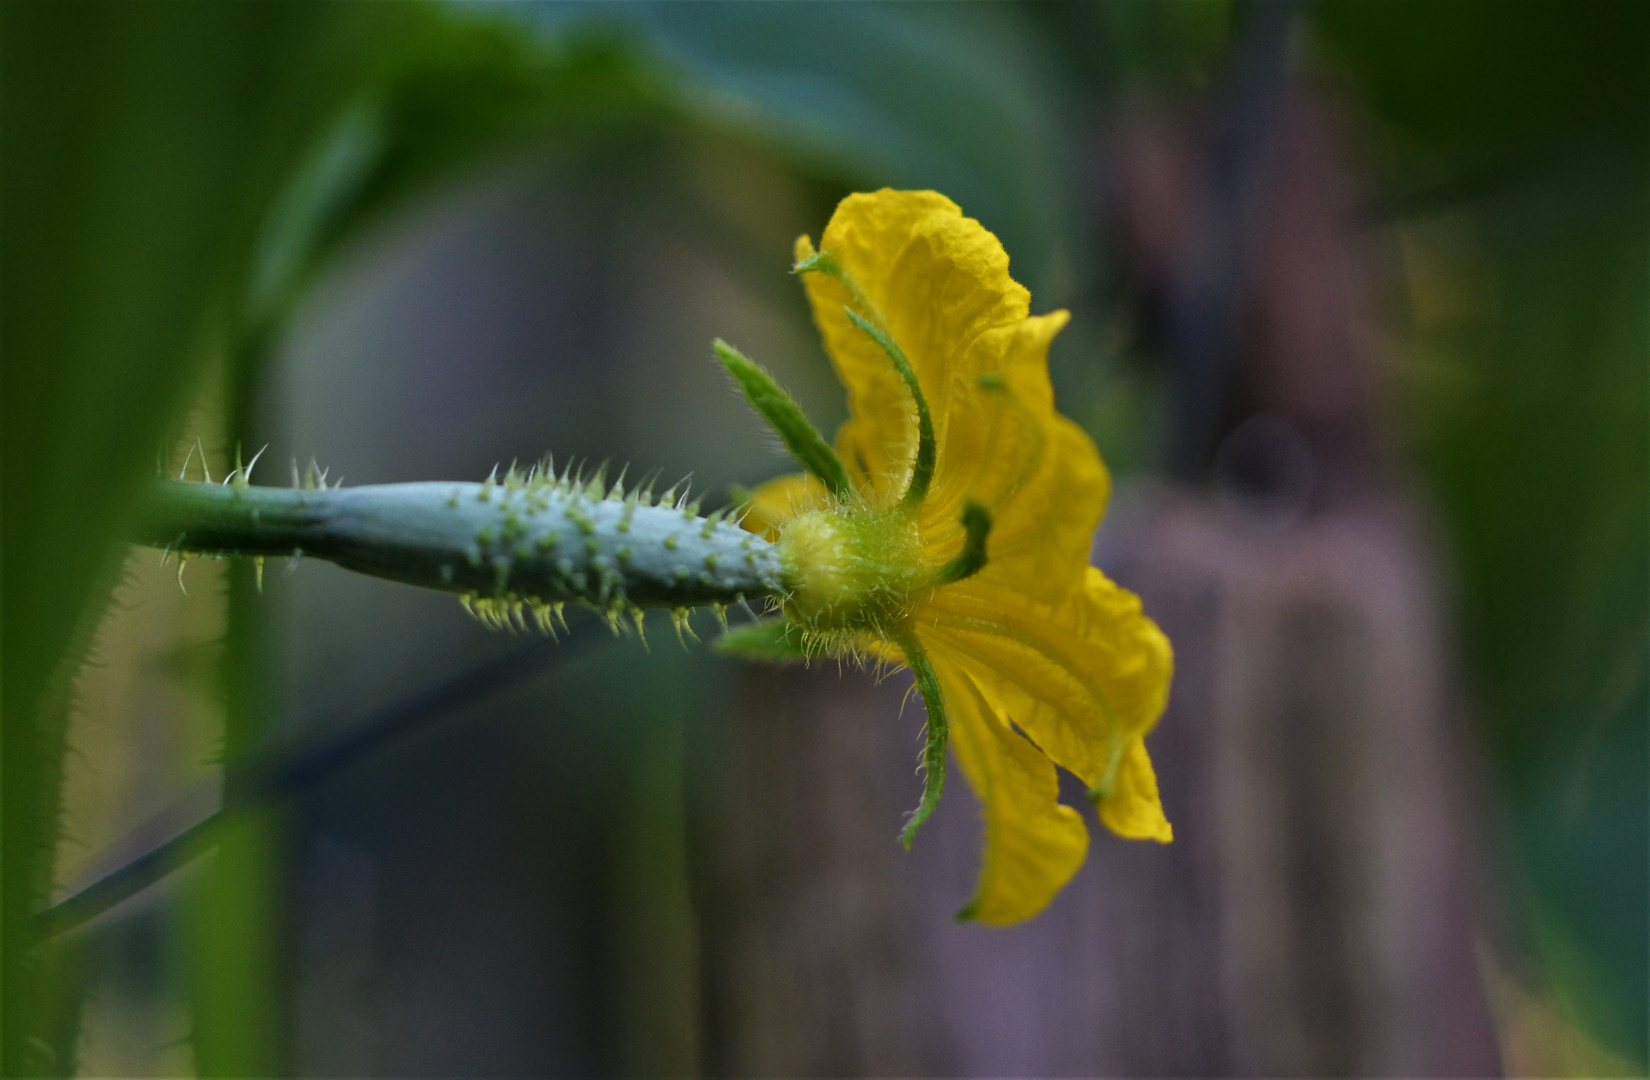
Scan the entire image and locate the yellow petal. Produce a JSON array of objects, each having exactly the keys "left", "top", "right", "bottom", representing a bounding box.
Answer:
[
  {"left": 907, "top": 309, "right": 1110, "bottom": 604},
  {"left": 972, "top": 417, "right": 1109, "bottom": 604},
  {"left": 1097, "top": 737, "right": 1173, "bottom": 843},
  {"left": 800, "top": 192, "right": 1109, "bottom": 602},
  {"left": 799, "top": 191, "right": 1034, "bottom": 504},
  {"left": 919, "top": 407, "right": 1109, "bottom": 607},
  {"left": 926, "top": 644, "right": 1090, "bottom": 925},
  {"left": 916, "top": 567, "right": 1173, "bottom": 811},
  {"left": 916, "top": 312, "right": 1070, "bottom": 516},
  {"left": 740, "top": 472, "right": 830, "bottom": 542}
]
